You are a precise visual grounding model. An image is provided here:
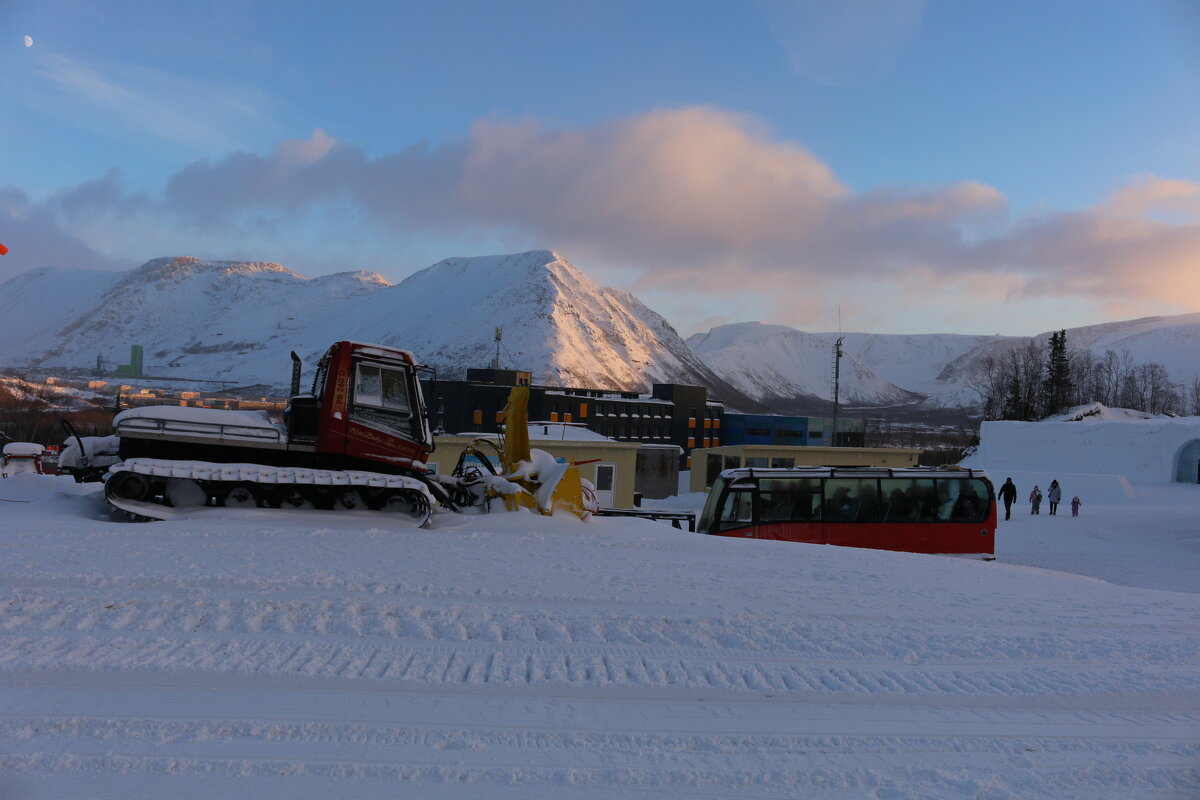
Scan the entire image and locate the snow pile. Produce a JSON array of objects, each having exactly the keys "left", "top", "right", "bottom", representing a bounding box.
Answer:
[{"left": 1045, "top": 401, "right": 1162, "bottom": 422}]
